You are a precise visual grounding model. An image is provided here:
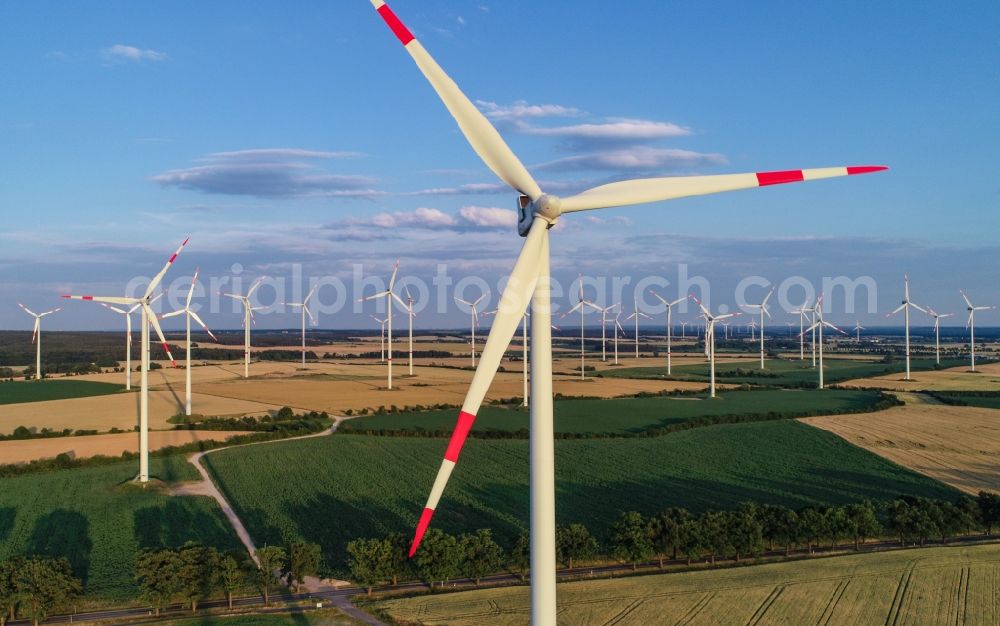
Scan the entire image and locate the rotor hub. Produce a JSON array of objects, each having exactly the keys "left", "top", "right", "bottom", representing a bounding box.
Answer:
[{"left": 517, "top": 194, "right": 562, "bottom": 236}]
